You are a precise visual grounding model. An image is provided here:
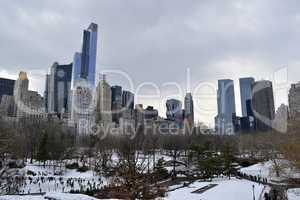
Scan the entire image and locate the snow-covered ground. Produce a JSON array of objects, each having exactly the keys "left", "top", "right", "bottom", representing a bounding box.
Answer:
[
  {"left": 8, "top": 163, "right": 108, "bottom": 194},
  {"left": 240, "top": 160, "right": 300, "bottom": 182},
  {"left": 166, "top": 178, "right": 265, "bottom": 200},
  {"left": 0, "top": 192, "right": 99, "bottom": 200},
  {"left": 287, "top": 188, "right": 300, "bottom": 200}
]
